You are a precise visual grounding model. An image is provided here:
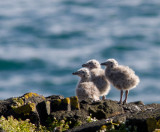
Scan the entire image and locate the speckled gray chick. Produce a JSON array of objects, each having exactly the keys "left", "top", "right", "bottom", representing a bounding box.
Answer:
[
  {"left": 72, "top": 68, "right": 100, "bottom": 101},
  {"left": 101, "top": 59, "right": 140, "bottom": 104},
  {"left": 82, "top": 59, "right": 110, "bottom": 100}
]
